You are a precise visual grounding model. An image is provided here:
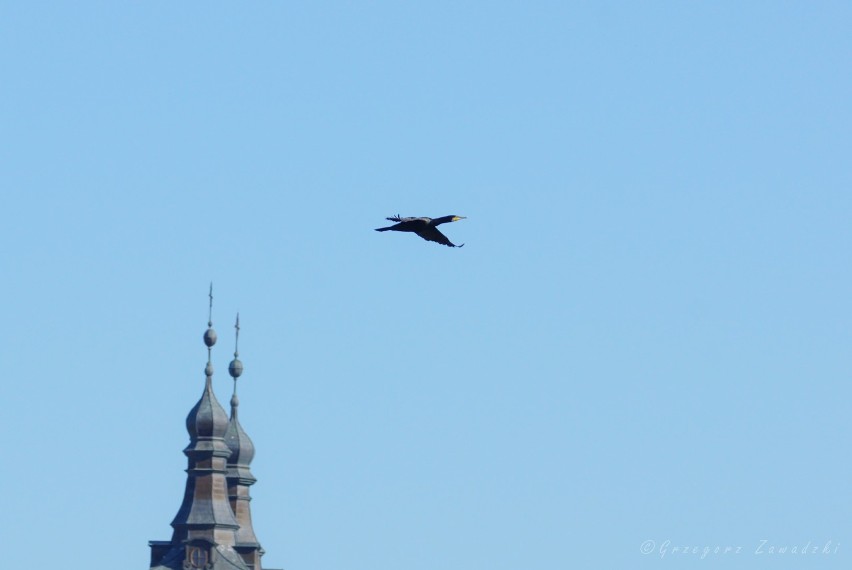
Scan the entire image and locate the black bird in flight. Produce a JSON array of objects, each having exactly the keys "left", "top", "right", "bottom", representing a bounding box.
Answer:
[{"left": 375, "top": 215, "right": 467, "bottom": 247}]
